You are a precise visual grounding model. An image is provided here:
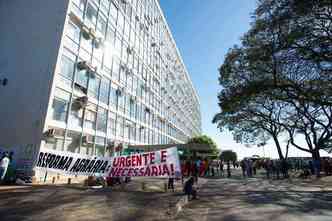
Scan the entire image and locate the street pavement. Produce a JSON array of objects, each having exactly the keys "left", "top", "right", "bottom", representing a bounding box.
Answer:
[
  {"left": 1, "top": 172, "right": 332, "bottom": 221},
  {"left": 173, "top": 170, "right": 332, "bottom": 221},
  {"left": 0, "top": 178, "right": 183, "bottom": 221}
]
